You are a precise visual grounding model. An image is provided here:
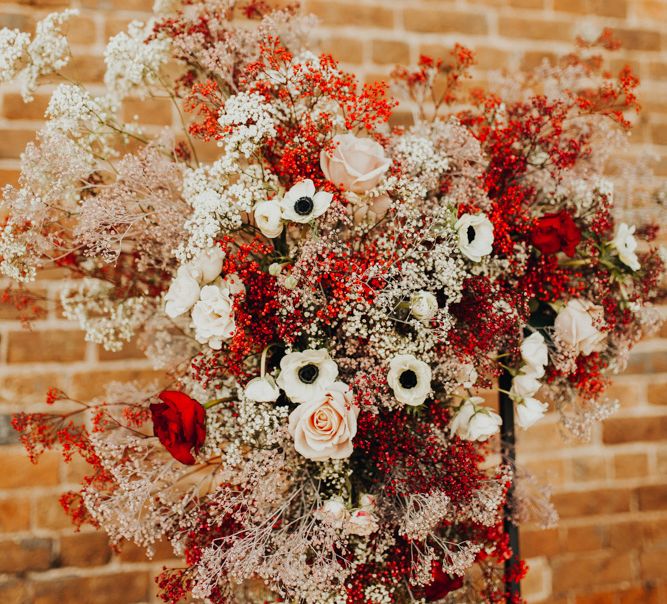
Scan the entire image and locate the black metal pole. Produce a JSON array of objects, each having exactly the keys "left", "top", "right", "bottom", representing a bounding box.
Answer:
[{"left": 499, "top": 369, "right": 521, "bottom": 601}]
